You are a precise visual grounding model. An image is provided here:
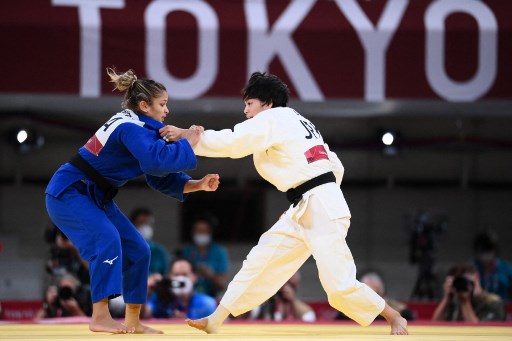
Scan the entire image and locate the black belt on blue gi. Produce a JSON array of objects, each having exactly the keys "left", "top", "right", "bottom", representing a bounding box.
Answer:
[
  {"left": 285, "top": 171, "right": 336, "bottom": 207},
  {"left": 69, "top": 153, "right": 119, "bottom": 209}
]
